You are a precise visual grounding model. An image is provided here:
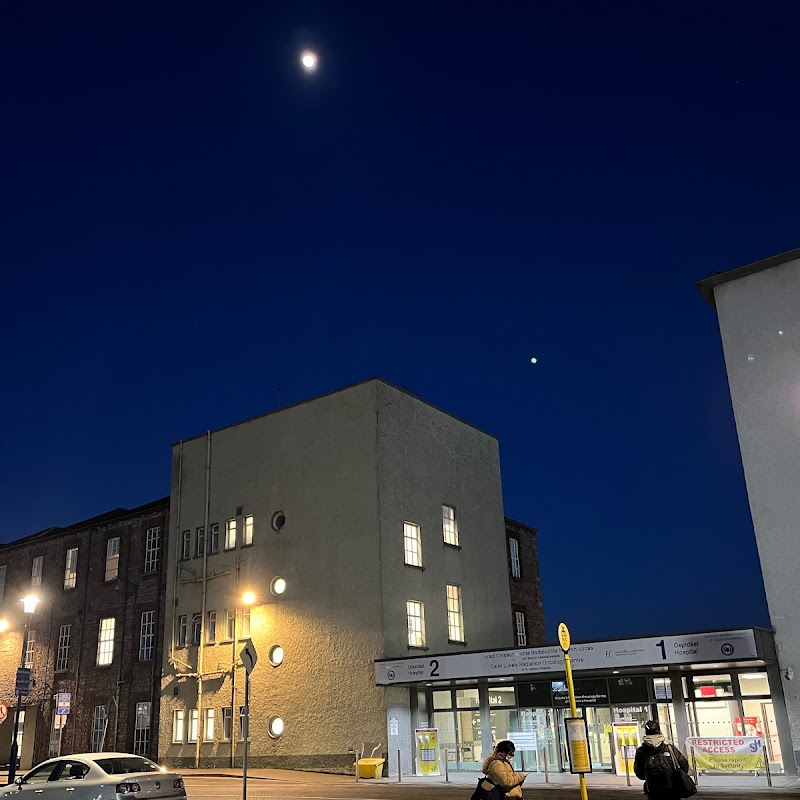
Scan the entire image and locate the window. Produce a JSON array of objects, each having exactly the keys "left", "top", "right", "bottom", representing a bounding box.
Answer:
[
  {"left": 239, "top": 706, "right": 247, "bottom": 740},
  {"left": 91, "top": 706, "right": 108, "bottom": 752},
  {"left": 134, "top": 703, "right": 151, "bottom": 756},
  {"left": 191, "top": 613, "right": 201, "bottom": 646},
  {"left": 105, "top": 537, "right": 120, "bottom": 581},
  {"left": 241, "top": 608, "right": 250, "bottom": 638},
  {"left": 195, "top": 527, "right": 205, "bottom": 558},
  {"left": 0, "top": 565, "right": 6, "bottom": 601},
  {"left": 181, "top": 530, "right": 191, "bottom": 560},
  {"left": 31, "top": 555, "right": 43, "bottom": 587},
  {"left": 222, "top": 707, "right": 233, "bottom": 741},
  {"left": 407, "top": 601, "right": 425, "bottom": 647},
  {"left": 403, "top": 522, "right": 422, "bottom": 567},
  {"left": 172, "top": 710, "right": 185, "bottom": 743},
  {"left": 204, "top": 709, "right": 215, "bottom": 741},
  {"left": 243, "top": 515, "right": 254, "bottom": 546},
  {"left": 225, "top": 609, "right": 235, "bottom": 640},
  {"left": 97, "top": 617, "right": 115, "bottom": 666},
  {"left": 225, "top": 519, "right": 237, "bottom": 550},
  {"left": 447, "top": 584, "right": 464, "bottom": 642},
  {"left": 25, "top": 629, "right": 36, "bottom": 668},
  {"left": 177, "top": 615, "right": 187, "bottom": 647},
  {"left": 144, "top": 527, "right": 160, "bottom": 573},
  {"left": 188, "top": 709, "right": 198, "bottom": 743},
  {"left": 514, "top": 611, "right": 527, "bottom": 647},
  {"left": 509, "top": 537, "right": 521, "bottom": 579},
  {"left": 139, "top": 611, "right": 155, "bottom": 661},
  {"left": 206, "top": 611, "right": 216, "bottom": 644},
  {"left": 209, "top": 524, "right": 220, "bottom": 554},
  {"left": 64, "top": 547, "right": 78, "bottom": 589},
  {"left": 56, "top": 624, "right": 71, "bottom": 671},
  {"left": 442, "top": 505, "right": 459, "bottom": 546}
]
